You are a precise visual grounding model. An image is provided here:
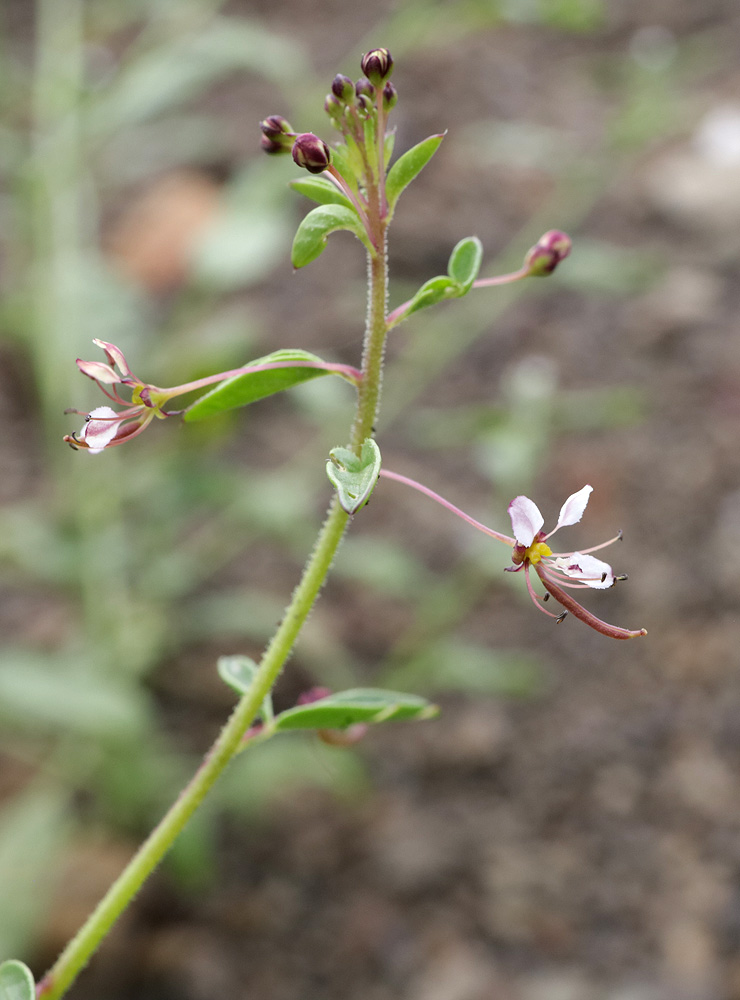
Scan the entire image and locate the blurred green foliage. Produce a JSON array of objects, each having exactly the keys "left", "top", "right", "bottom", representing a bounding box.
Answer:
[{"left": 0, "top": 0, "right": 688, "bottom": 963}]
